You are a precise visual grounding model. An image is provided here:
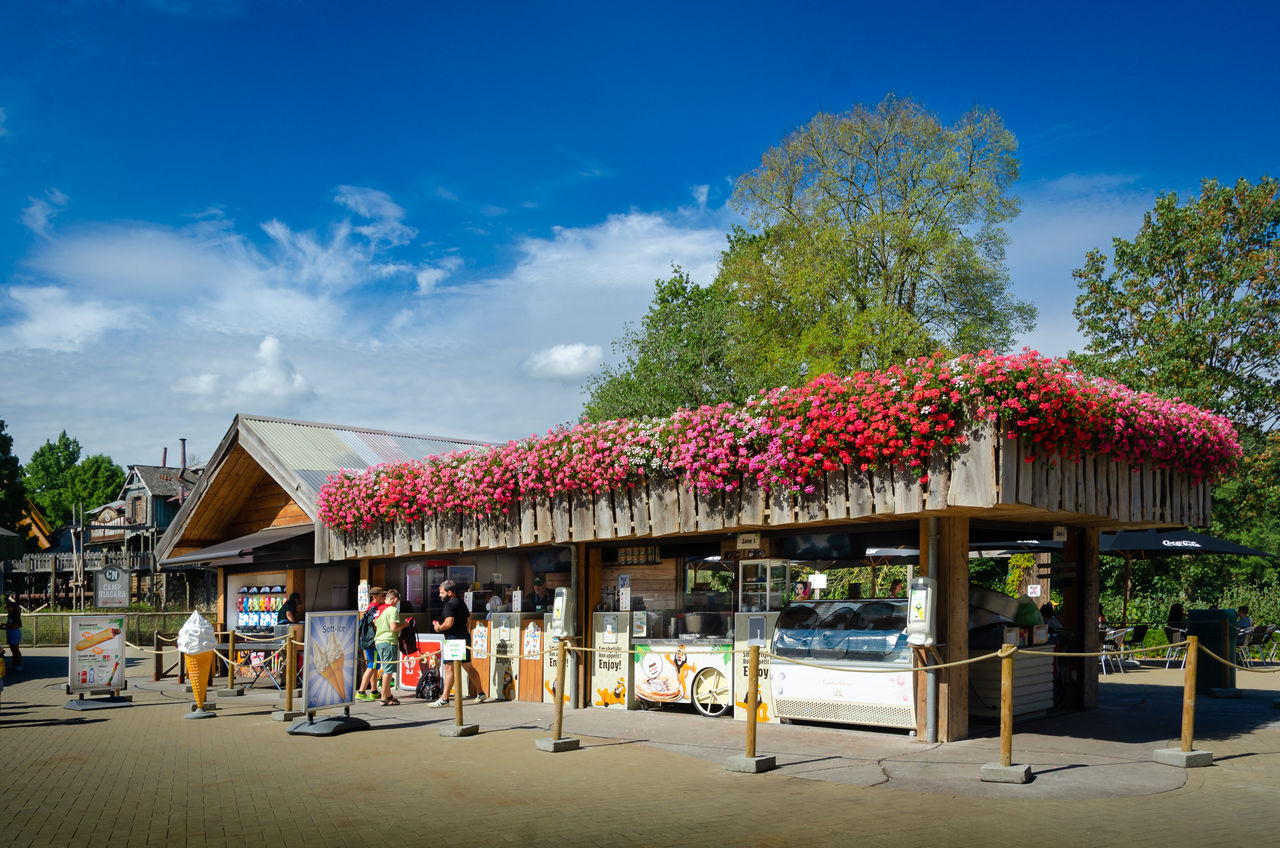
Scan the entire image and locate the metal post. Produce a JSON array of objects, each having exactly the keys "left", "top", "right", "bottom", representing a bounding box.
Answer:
[
  {"left": 746, "top": 645, "right": 760, "bottom": 758},
  {"left": 452, "top": 659, "right": 464, "bottom": 725},
  {"left": 284, "top": 637, "right": 296, "bottom": 713},
  {"left": 1181, "top": 635, "right": 1198, "bottom": 753},
  {"left": 1000, "top": 650, "right": 1014, "bottom": 767},
  {"left": 552, "top": 639, "right": 568, "bottom": 740}
]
